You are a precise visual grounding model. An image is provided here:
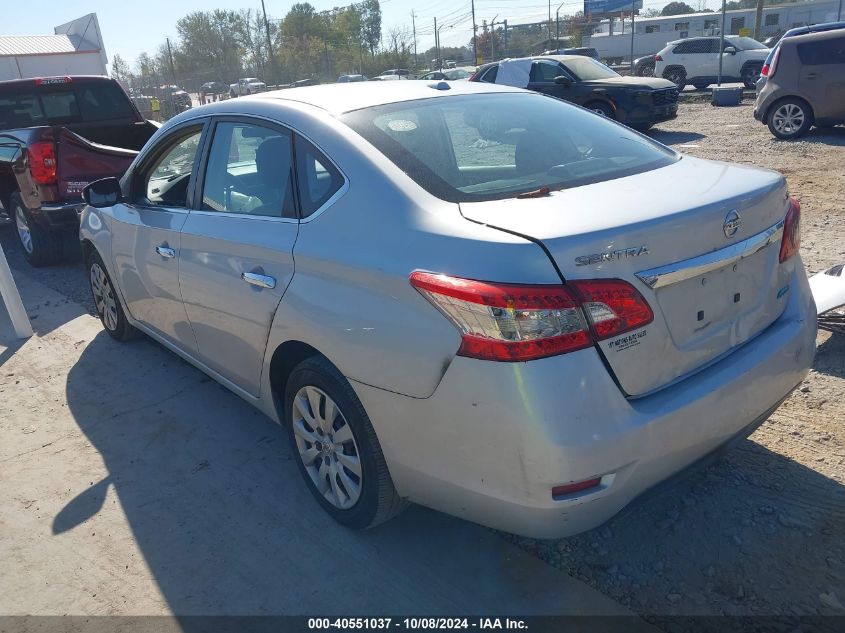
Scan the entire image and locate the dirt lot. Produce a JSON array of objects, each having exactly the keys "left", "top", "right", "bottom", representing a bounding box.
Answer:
[{"left": 0, "top": 100, "right": 843, "bottom": 623}]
